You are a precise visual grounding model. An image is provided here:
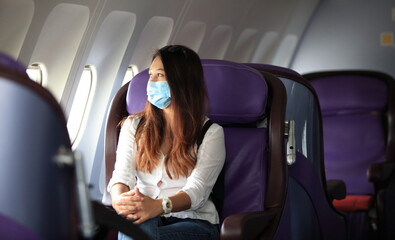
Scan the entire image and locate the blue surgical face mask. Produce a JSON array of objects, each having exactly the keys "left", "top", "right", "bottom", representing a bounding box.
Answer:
[{"left": 146, "top": 80, "right": 171, "bottom": 109}]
